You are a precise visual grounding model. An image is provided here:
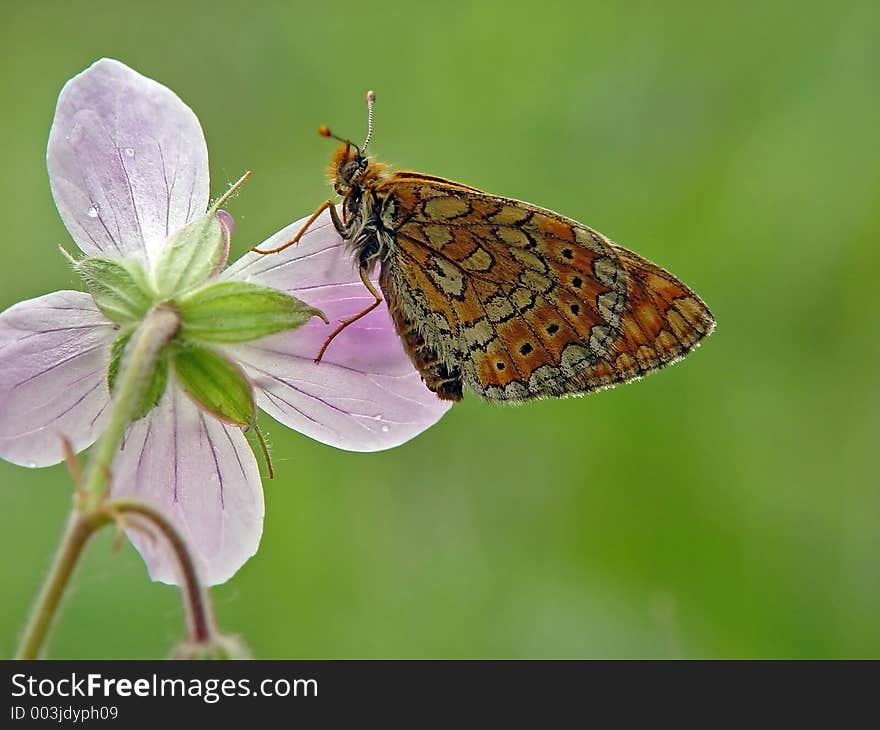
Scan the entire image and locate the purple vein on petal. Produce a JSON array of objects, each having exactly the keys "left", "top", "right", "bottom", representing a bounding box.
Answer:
[
  {"left": 1, "top": 324, "right": 111, "bottom": 352},
  {"left": 95, "top": 203, "right": 123, "bottom": 255},
  {"left": 89, "top": 399, "right": 110, "bottom": 428},
  {"left": 254, "top": 364, "right": 430, "bottom": 429},
  {"left": 106, "top": 86, "right": 141, "bottom": 250},
  {"left": 13, "top": 341, "right": 107, "bottom": 387},
  {"left": 247, "top": 361, "right": 370, "bottom": 423},
  {"left": 59, "top": 187, "right": 106, "bottom": 253},
  {"left": 200, "top": 410, "right": 225, "bottom": 510},
  {"left": 14, "top": 322, "right": 112, "bottom": 337},
  {"left": 171, "top": 392, "right": 180, "bottom": 503},
  {"left": 219, "top": 424, "right": 250, "bottom": 501},
  {"left": 256, "top": 239, "right": 343, "bottom": 273},
  {"left": 319, "top": 295, "right": 382, "bottom": 306},
  {"left": 135, "top": 417, "right": 154, "bottom": 487},
  {"left": 262, "top": 389, "right": 322, "bottom": 427},
  {"left": 173, "top": 131, "right": 184, "bottom": 211},
  {"left": 283, "top": 280, "right": 370, "bottom": 294},
  {"left": 238, "top": 345, "right": 414, "bottom": 380},
  {"left": 114, "top": 144, "right": 146, "bottom": 250},
  {"left": 76, "top": 161, "right": 122, "bottom": 255},
  {"left": 66, "top": 365, "right": 104, "bottom": 391},
  {"left": 89, "top": 397, "right": 109, "bottom": 429},
  {"left": 23, "top": 305, "right": 109, "bottom": 314},
  {"left": 156, "top": 139, "right": 173, "bottom": 238},
  {"left": 68, "top": 119, "right": 125, "bottom": 254},
  {"left": 364, "top": 374, "right": 437, "bottom": 409},
  {"left": 6, "top": 380, "right": 104, "bottom": 439},
  {"left": 61, "top": 150, "right": 108, "bottom": 254},
  {"left": 63, "top": 186, "right": 108, "bottom": 253},
  {"left": 230, "top": 225, "right": 339, "bottom": 278},
  {"left": 185, "top": 170, "right": 197, "bottom": 224}
]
